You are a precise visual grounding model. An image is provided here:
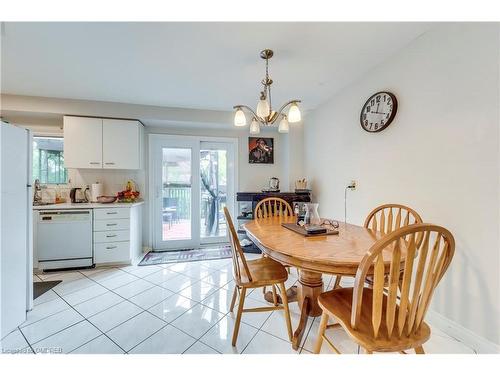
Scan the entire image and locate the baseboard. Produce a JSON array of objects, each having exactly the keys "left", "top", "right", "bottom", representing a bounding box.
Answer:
[{"left": 426, "top": 309, "right": 500, "bottom": 354}]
